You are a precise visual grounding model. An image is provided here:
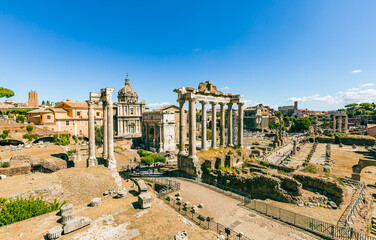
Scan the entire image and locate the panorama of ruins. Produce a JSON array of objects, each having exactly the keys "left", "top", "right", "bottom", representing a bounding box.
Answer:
[{"left": 2, "top": 3, "right": 376, "bottom": 240}]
